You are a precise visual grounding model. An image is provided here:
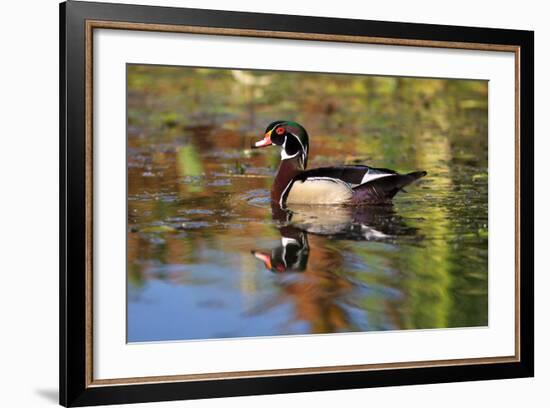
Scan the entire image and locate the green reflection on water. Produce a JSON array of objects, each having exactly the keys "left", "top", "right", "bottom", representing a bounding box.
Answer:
[{"left": 126, "top": 65, "right": 488, "bottom": 342}]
